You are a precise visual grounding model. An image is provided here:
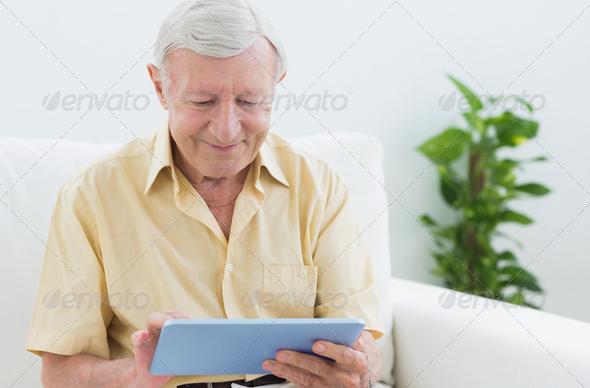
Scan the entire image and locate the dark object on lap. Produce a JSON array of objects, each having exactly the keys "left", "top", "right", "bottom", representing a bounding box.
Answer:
[{"left": 178, "top": 374, "right": 287, "bottom": 388}]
